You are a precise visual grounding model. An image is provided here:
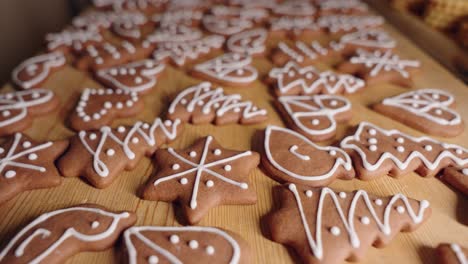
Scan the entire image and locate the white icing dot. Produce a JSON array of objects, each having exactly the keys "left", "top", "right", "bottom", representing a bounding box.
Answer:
[
  {"left": 330, "top": 100, "right": 338, "bottom": 106},
  {"left": 329, "top": 150, "right": 336, "bottom": 156},
  {"left": 412, "top": 103, "right": 419, "bottom": 108},
  {"left": 189, "top": 151, "right": 197, "bottom": 157},
  {"left": 91, "top": 221, "right": 100, "bottom": 229},
  {"left": 288, "top": 71, "right": 295, "bottom": 77},
  {"left": 306, "top": 73, "right": 313, "bottom": 79},
  {"left": 28, "top": 153, "right": 38, "bottom": 160},
  {"left": 22, "top": 141, "right": 32, "bottom": 148},
  {"left": 368, "top": 138, "right": 377, "bottom": 144},
  {"left": 180, "top": 178, "right": 188, "bottom": 185},
  {"left": 89, "top": 133, "right": 97, "bottom": 140},
  {"left": 116, "top": 102, "right": 123, "bottom": 109},
  {"left": 0, "top": 148, "right": 4, "bottom": 154},
  {"left": 396, "top": 137, "right": 404, "bottom": 144},
  {"left": 164, "top": 120, "right": 172, "bottom": 126},
  {"left": 172, "top": 164, "right": 180, "bottom": 170},
  {"left": 312, "top": 119, "right": 320, "bottom": 126},
  {"left": 435, "top": 109, "right": 443, "bottom": 115},
  {"left": 180, "top": 99, "right": 187, "bottom": 105},
  {"left": 360, "top": 216, "right": 370, "bottom": 225},
  {"left": 2, "top": 111, "right": 10, "bottom": 117},
  {"left": 169, "top": 235, "right": 180, "bottom": 244},
  {"left": 189, "top": 240, "right": 199, "bottom": 249},
  {"left": 396, "top": 146, "right": 405, "bottom": 153},
  {"left": 206, "top": 245, "right": 215, "bottom": 255},
  {"left": 104, "top": 102, "right": 112, "bottom": 109},
  {"left": 224, "top": 165, "right": 232, "bottom": 171},
  {"left": 369, "top": 145, "right": 377, "bottom": 152},
  {"left": 213, "top": 149, "right": 222, "bottom": 155},
  {"left": 305, "top": 190, "right": 313, "bottom": 197},
  {"left": 117, "top": 126, "right": 126, "bottom": 133},
  {"left": 330, "top": 226, "right": 341, "bottom": 236},
  {"left": 206, "top": 180, "right": 214, "bottom": 187},
  {"left": 375, "top": 199, "right": 383, "bottom": 206},
  {"left": 462, "top": 168, "right": 468, "bottom": 176},
  {"left": 132, "top": 137, "right": 139, "bottom": 144},
  {"left": 148, "top": 255, "right": 159, "bottom": 264},
  {"left": 5, "top": 170, "right": 16, "bottom": 178},
  {"left": 339, "top": 192, "right": 347, "bottom": 199},
  {"left": 424, "top": 145, "right": 432, "bottom": 151},
  {"left": 396, "top": 206, "right": 405, "bottom": 214},
  {"left": 368, "top": 129, "right": 376, "bottom": 135},
  {"left": 456, "top": 149, "right": 463, "bottom": 155},
  {"left": 106, "top": 149, "right": 115, "bottom": 156},
  {"left": 432, "top": 94, "right": 440, "bottom": 99},
  {"left": 93, "top": 113, "right": 101, "bottom": 120},
  {"left": 240, "top": 183, "right": 248, "bottom": 189}
]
